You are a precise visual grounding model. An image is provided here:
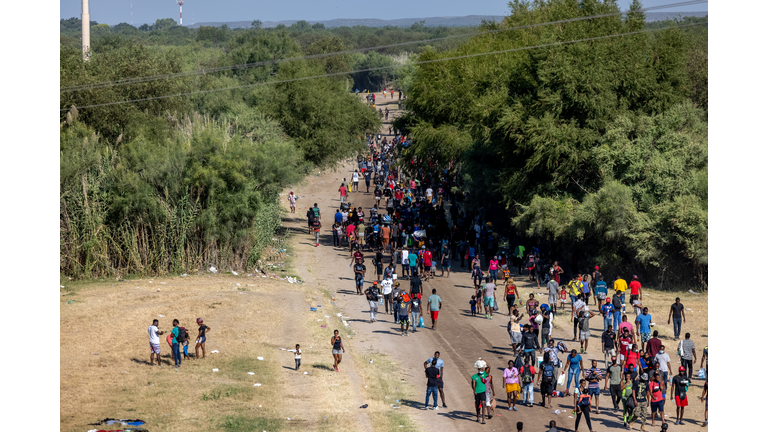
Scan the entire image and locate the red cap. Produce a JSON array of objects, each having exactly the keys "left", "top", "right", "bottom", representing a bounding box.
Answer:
[
  {"left": 595, "top": 266, "right": 599, "bottom": 270},
  {"left": 679, "top": 366, "right": 686, "bottom": 372}
]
